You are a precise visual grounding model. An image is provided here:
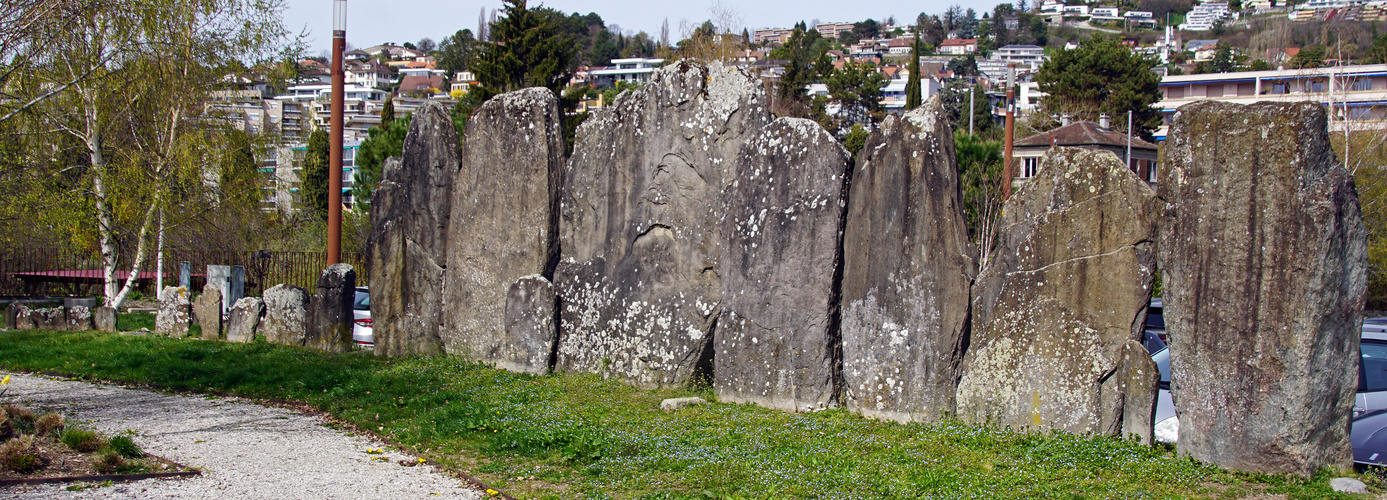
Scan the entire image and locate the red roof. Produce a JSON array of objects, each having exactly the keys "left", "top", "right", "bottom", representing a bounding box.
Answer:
[
  {"left": 1015, "top": 121, "right": 1158, "bottom": 150},
  {"left": 940, "top": 38, "right": 978, "bottom": 47}
]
